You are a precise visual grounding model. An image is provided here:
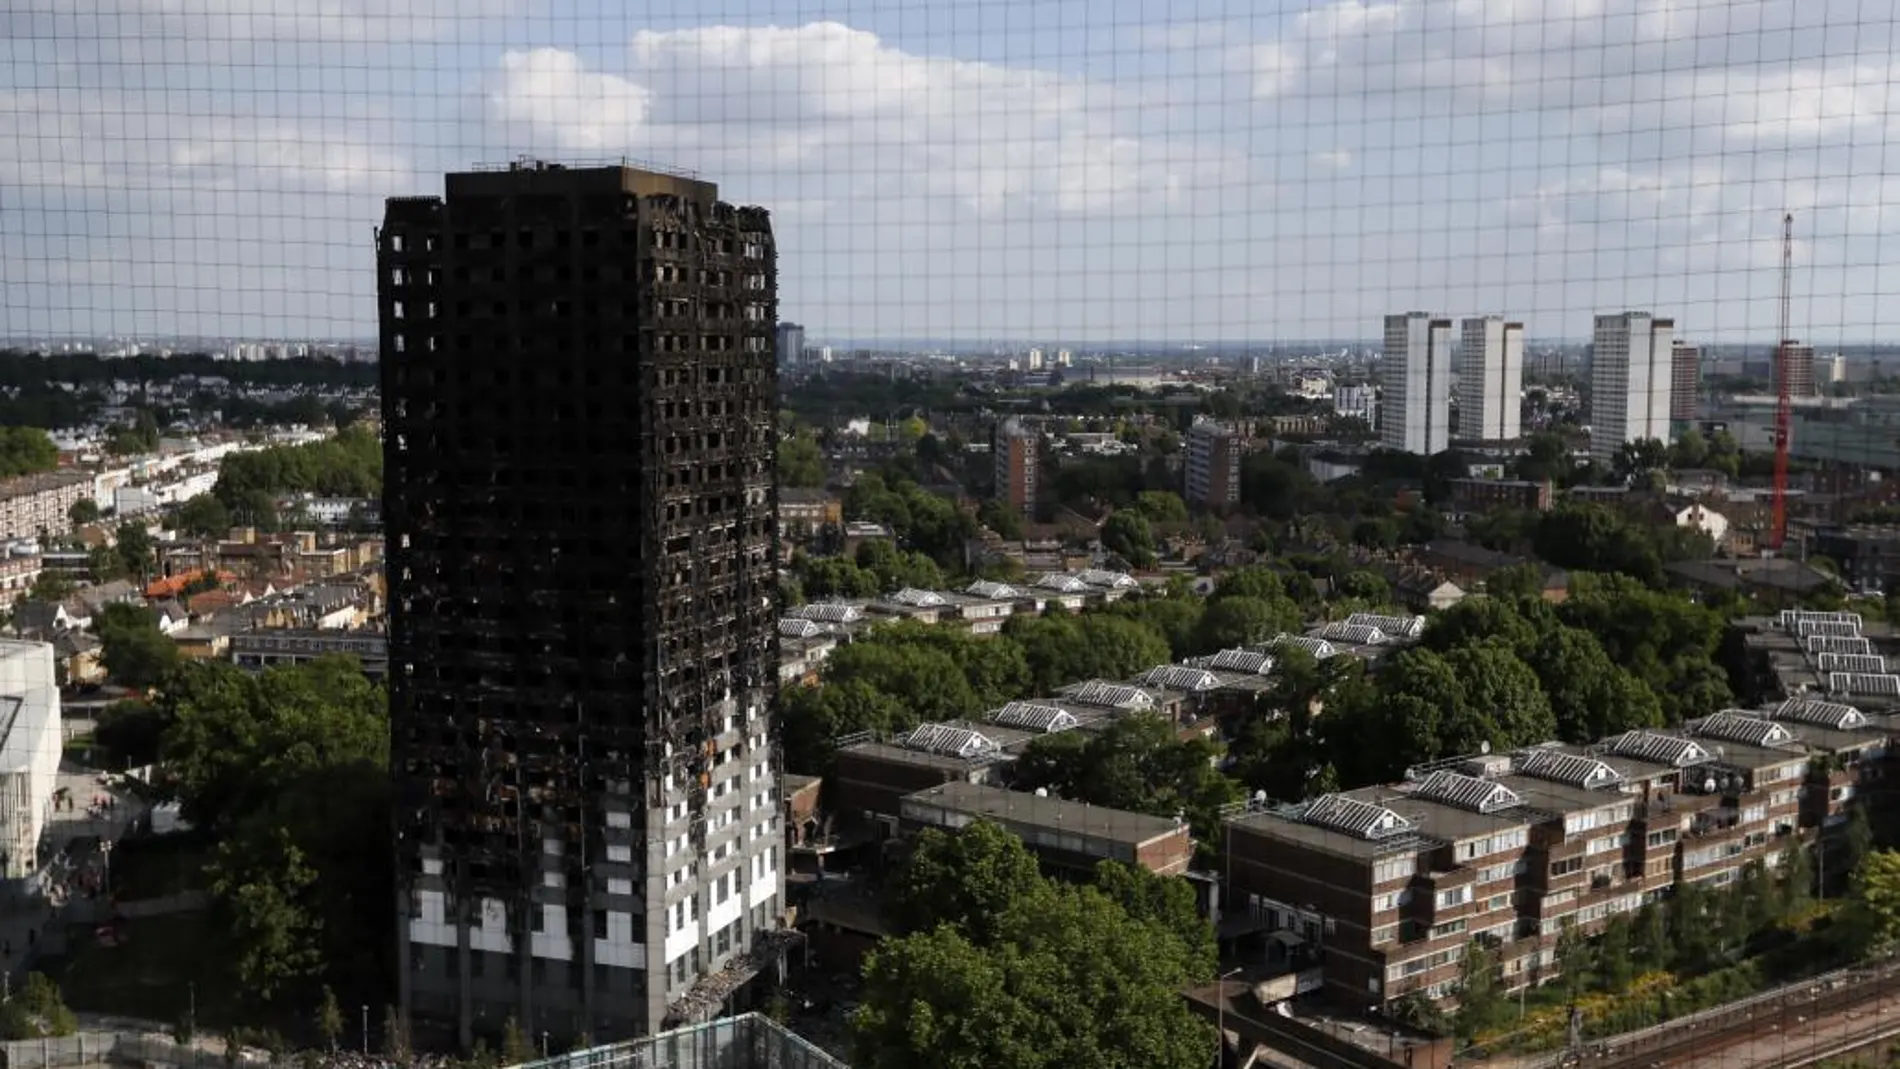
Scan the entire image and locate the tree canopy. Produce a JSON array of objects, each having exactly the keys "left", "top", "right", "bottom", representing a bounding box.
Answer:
[
  {"left": 213, "top": 426, "right": 382, "bottom": 528},
  {"left": 855, "top": 822, "right": 1213, "bottom": 1069},
  {"left": 95, "top": 602, "right": 180, "bottom": 688},
  {"left": 157, "top": 658, "right": 393, "bottom": 1007},
  {"left": 0, "top": 427, "right": 58, "bottom": 479}
]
